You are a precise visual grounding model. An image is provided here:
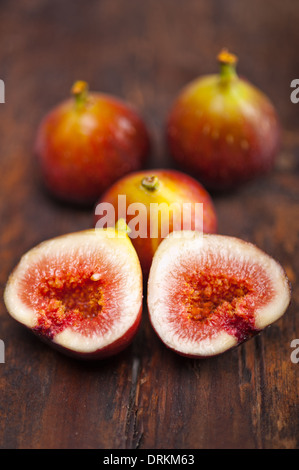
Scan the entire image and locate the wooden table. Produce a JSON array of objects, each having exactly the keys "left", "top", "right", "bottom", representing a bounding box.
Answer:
[{"left": 0, "top": 0, "right": 298, "bottom": 449}]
